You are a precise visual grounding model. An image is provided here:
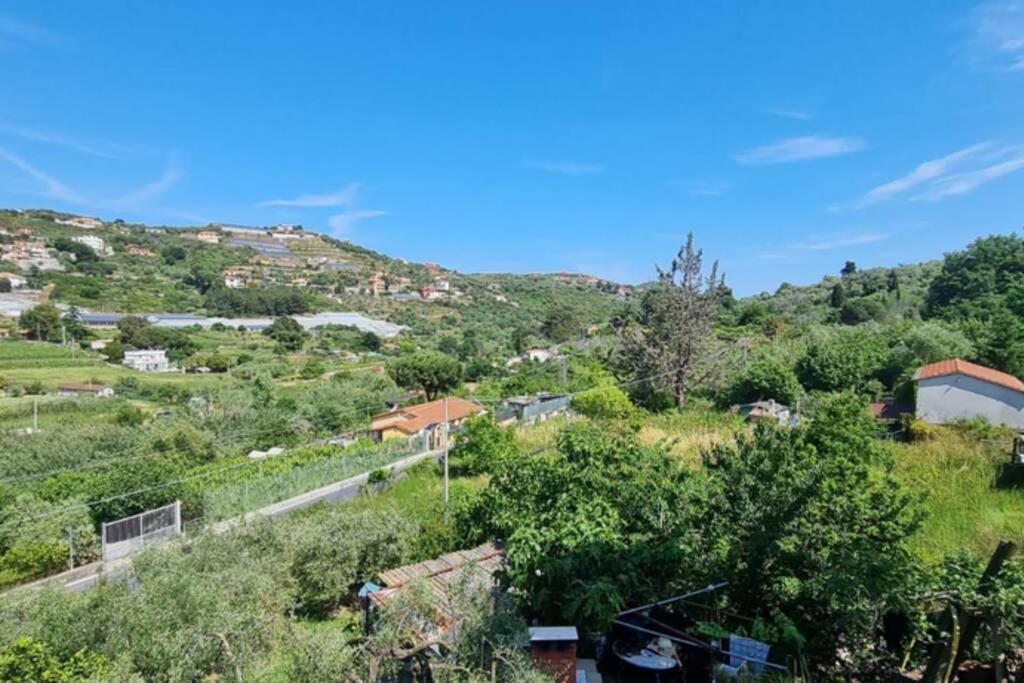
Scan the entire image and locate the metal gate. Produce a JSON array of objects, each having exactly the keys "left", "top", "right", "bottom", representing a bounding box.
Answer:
[{"left": 101, "top": 500, "right": 182, "bottom": 562}]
